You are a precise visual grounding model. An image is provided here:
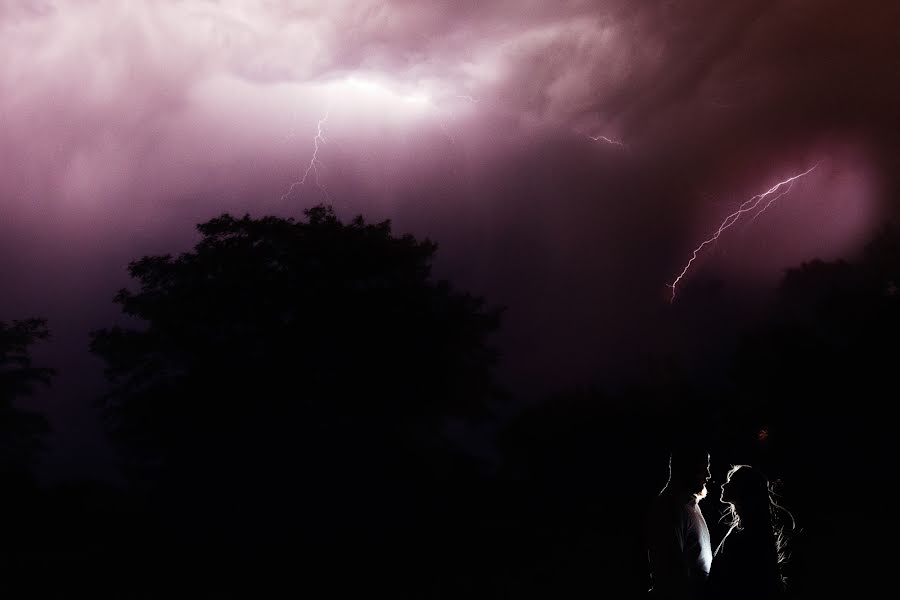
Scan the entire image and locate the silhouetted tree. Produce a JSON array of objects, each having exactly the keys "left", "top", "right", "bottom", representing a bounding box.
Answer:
[
  {"left": 90, "top": 206, "right": 503, "bottom": 588},
  {"left": 732, "top": 224, "right": 900, "bottom": 476},
  {"left": 92, "top": 204, "right": 501, "bottom": 456},
  {"left": 726, "top": 224, "right": 900, "bottom": 598},
  {"left": 0, "top": 318, "right": 52, "bottom": 594},
  {"left": 0, "top": 318, "right": 53, "bottom": 474}
]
